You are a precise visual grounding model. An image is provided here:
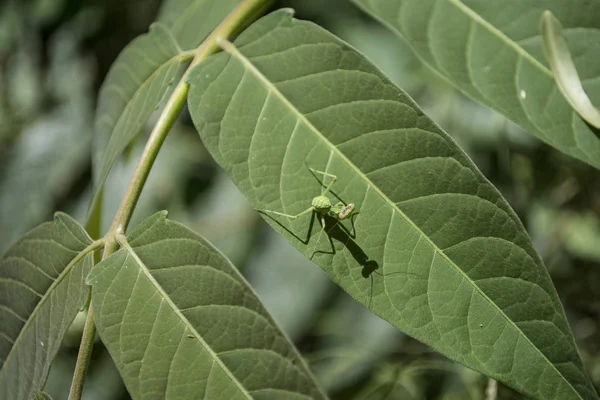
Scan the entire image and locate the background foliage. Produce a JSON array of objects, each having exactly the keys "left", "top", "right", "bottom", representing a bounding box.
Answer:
[{"left": 0, "top": 0, "right": 599, "bottom": 398}]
